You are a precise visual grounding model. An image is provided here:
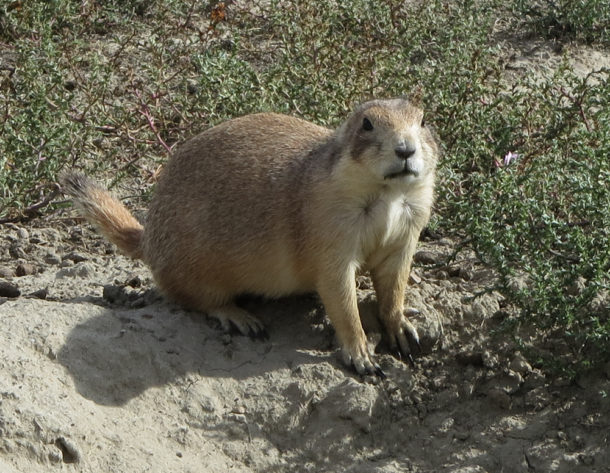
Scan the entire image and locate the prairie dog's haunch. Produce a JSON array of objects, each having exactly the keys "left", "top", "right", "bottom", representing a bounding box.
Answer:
[{"left": 61, "top": 98, "right": 440, "bottom": 376}]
